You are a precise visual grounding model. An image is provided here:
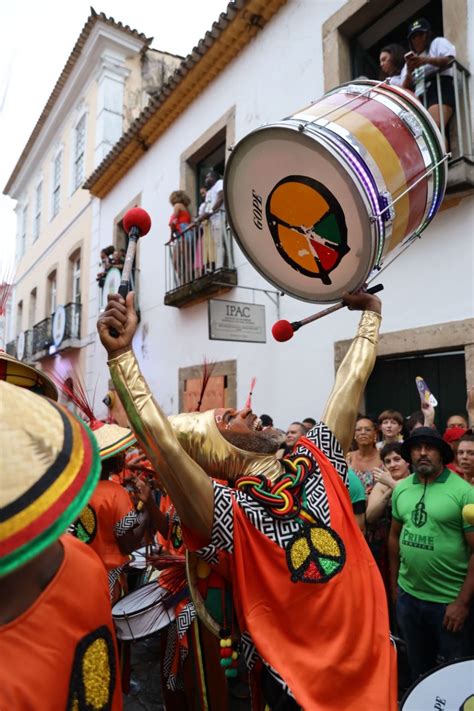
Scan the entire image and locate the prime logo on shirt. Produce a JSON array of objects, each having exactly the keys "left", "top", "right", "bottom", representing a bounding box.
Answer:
[{"left": 402, "top": 528, "right": 434, "bottom": 551}]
